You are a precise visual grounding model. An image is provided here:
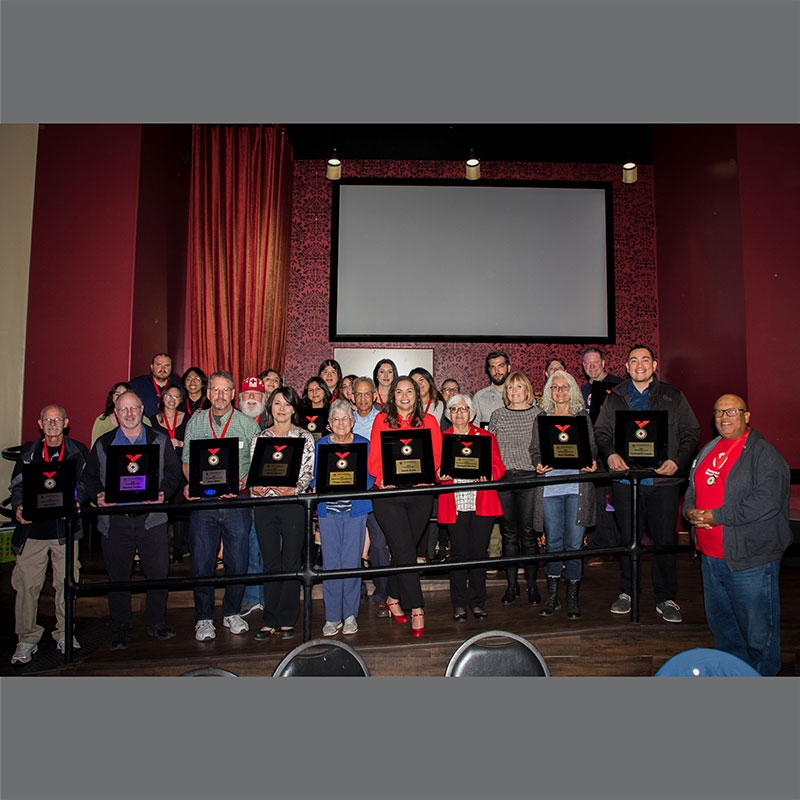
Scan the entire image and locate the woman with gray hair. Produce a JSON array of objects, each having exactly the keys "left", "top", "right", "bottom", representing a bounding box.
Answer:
[
  {"left": 531, "top": 370, "right": 598, "bottom": 619},
  {"left": 438, "top": 394, "right": 506, "bottom": 621}
]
